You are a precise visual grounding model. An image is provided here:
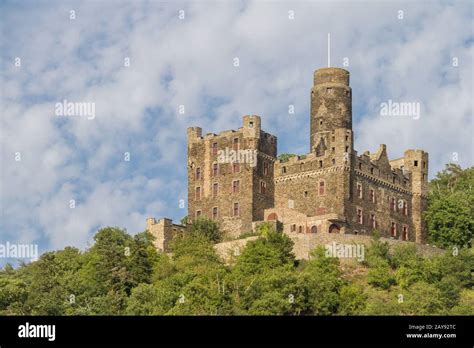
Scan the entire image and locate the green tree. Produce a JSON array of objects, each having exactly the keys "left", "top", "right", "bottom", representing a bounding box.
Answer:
[
  {"left": 391, "top": 244, "right": 425, "bottom": 288},
  {"left": 231, "top": 230, "right": 295, "bottom": 277},
  {"left": 189, "top": 217, "right": 222, "bottom": 242},
  {"left": 337, "top": 283, "right": 368, "bottom": 315},
  {"left": 297, "top": 247, "right": 344, "bottom": 315},
  {"left": 426, "top": 164, "right": 474, "bottom": 248},
  {"left": 20, "top": 247, "right": 83, "bottom": 315},
  {"left": 367, "top": 257, "right": 395, "bottom": 290},
  {"left": 242, "top": 266, "right": 301, "bottom": 315},
  {"left": 363, "top": 232, "right": 390, "bottom": 268},
  {"left": 127, "top": 231, "right": 158, "bottom": 286},
  {"left": 277, "top": 153, "right": 297, "bottom": 162},
  {"left": 399, "top": 282, "right": 445, "bottom": 315}
]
